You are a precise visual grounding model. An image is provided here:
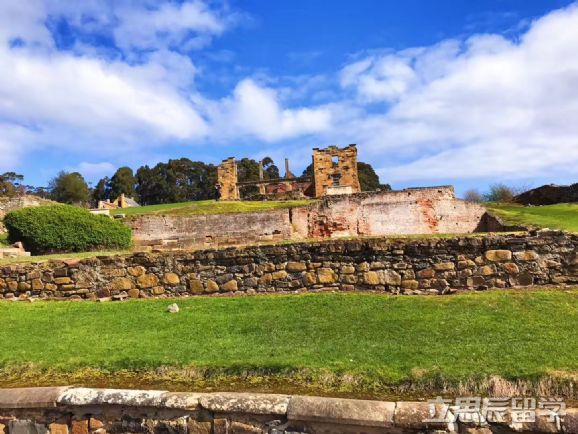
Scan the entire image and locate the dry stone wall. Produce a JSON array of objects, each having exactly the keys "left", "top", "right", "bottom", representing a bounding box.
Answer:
[
  {"left": 1, "top": 230, "right": 576, "bottom": 301},
  {"left": 1, "top": 387, "right": 576, "bottom": 434}
]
